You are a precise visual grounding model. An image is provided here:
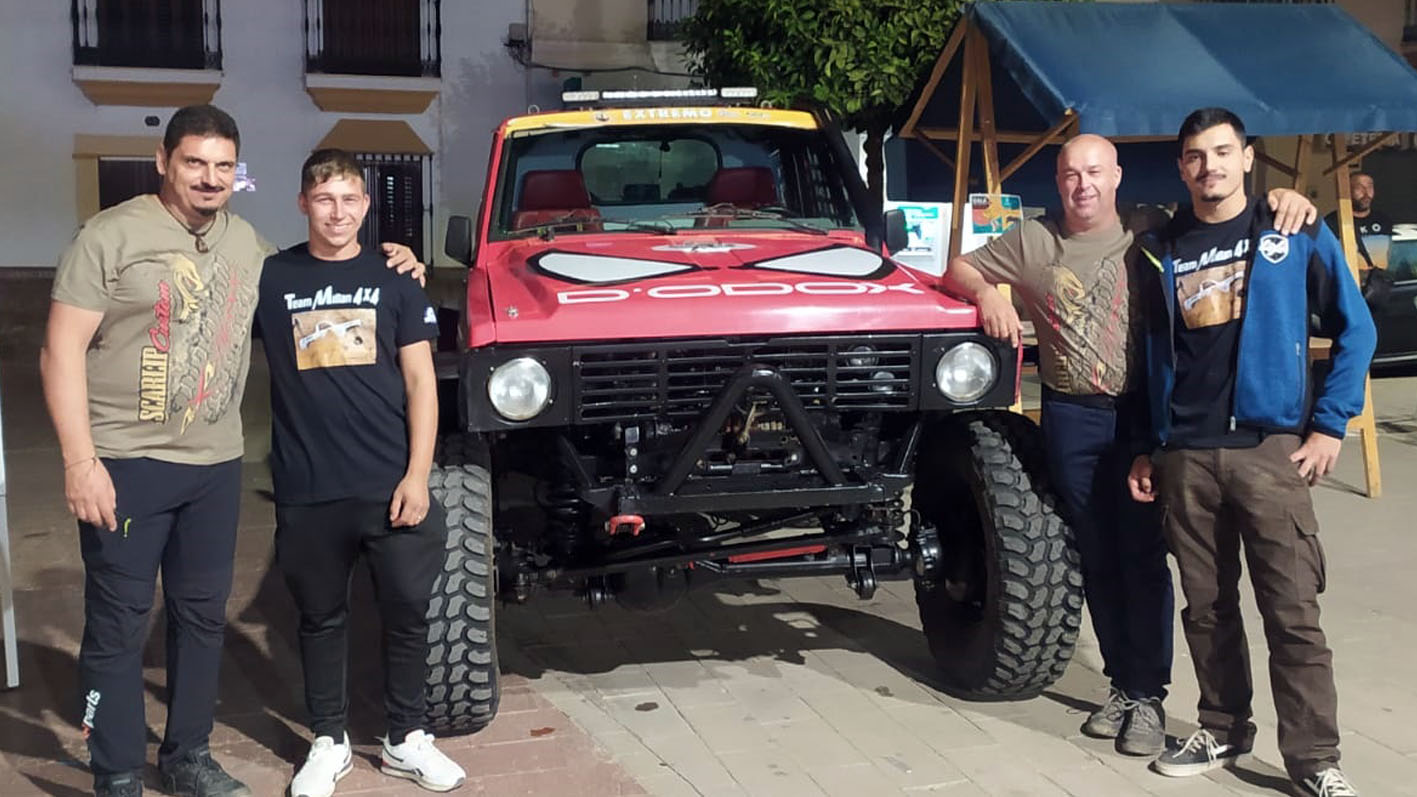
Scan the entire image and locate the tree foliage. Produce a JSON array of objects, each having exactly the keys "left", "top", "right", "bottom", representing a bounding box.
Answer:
[{"left": 682, "top": 0, "right": 968, "bottom": 210}]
